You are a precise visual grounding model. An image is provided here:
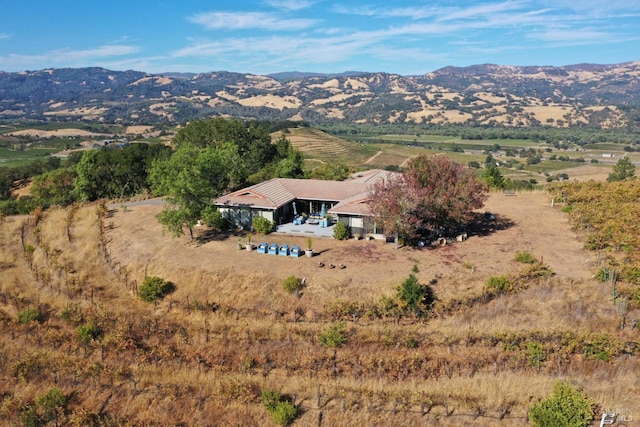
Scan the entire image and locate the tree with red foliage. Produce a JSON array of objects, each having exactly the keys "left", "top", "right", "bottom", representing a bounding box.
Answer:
[{"left": 368, "top": 155, "right": 488, "bottom": 242}]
